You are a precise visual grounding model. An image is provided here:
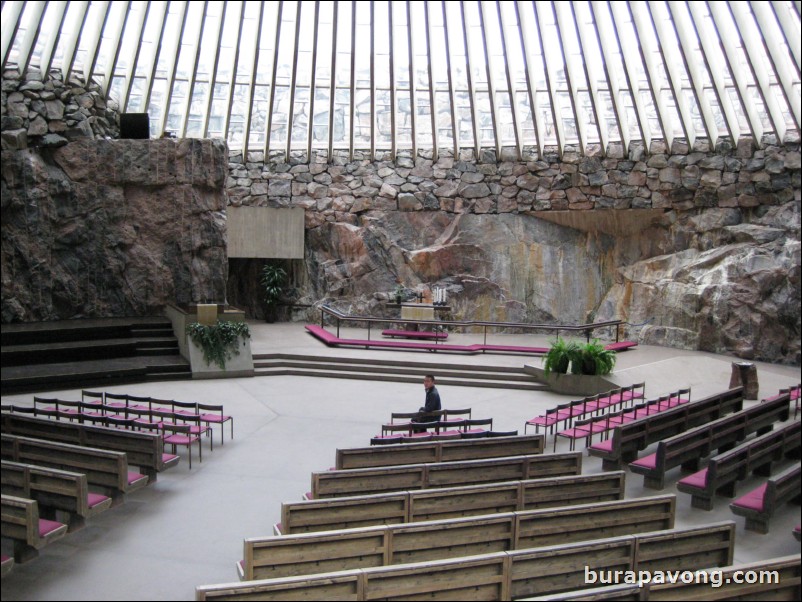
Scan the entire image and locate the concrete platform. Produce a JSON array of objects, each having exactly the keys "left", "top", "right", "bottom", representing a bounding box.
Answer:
[{"left": 1, "top": 321, "right": 800, "bottom": 600}]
